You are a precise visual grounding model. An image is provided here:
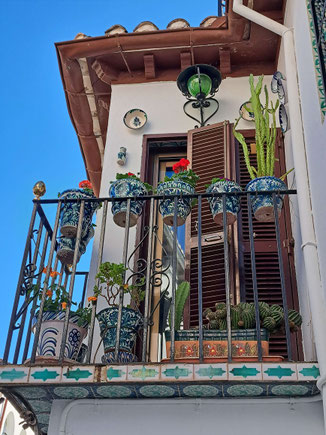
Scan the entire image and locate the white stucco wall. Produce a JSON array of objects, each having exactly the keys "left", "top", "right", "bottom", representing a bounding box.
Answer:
[
  {"left": 0, "top": 395, "right": 34, "bottom": 435},
  {"left": 277, "top": 0, "right": 326, "bottom": 360},
  {"left": 87, "top": 76, "right": 283, "bottom": 359},
  {"left": 49, "top": 396, "right": 324, "bottom": 435}
]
